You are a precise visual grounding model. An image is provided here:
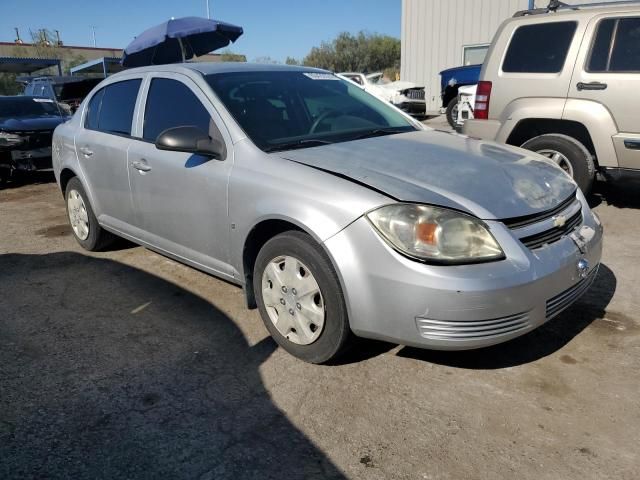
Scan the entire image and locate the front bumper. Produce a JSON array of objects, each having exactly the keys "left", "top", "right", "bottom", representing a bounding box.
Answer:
[
  {"left": 324, "top": 195, "right": 603, "bottom": 350},
  {"left": 394, "top": 101, "right": 426, "bottom": 116}
]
